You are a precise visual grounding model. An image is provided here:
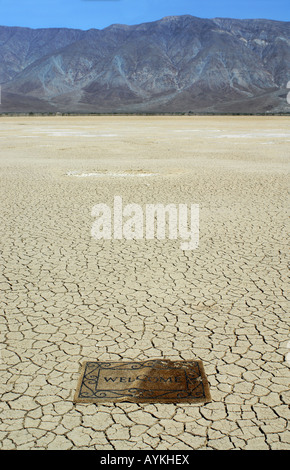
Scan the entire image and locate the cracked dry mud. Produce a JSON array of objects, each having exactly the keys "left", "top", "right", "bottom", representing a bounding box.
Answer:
[{"left": 0, "top": 116, "right": 289, "bottom": 450}]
